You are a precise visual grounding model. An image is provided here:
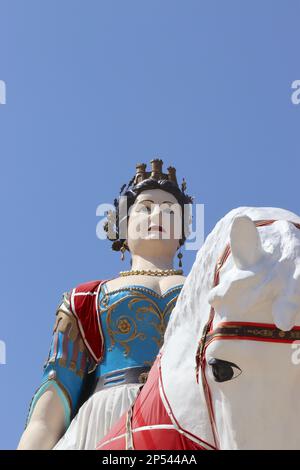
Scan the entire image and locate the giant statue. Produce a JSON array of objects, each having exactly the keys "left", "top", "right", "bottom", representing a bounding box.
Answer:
[{"left": 17, "top": 158, "right": 193, "bottom": 450}]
